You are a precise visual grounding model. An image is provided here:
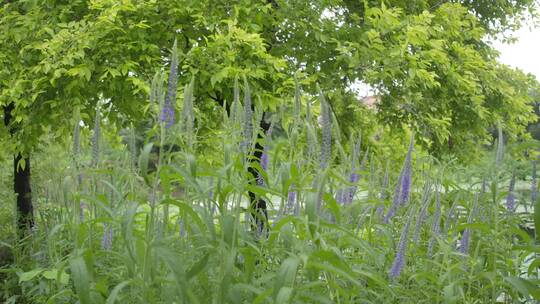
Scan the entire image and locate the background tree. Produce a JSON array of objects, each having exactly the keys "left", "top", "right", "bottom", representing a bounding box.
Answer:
[{"left": 1, "top": 0, "right": 538, "bottom": 236}]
